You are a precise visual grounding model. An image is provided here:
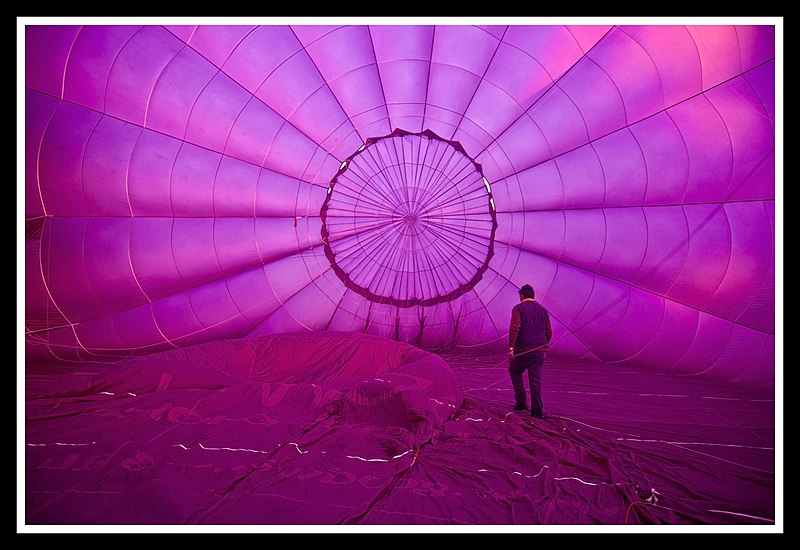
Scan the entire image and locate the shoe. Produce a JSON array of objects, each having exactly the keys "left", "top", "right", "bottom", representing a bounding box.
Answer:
[
  {"left": 530, "top": 412, "right": 545, "bottom": 418},
  {"left": 513, "top": 403, "right": 527, "bottom": 411}
]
